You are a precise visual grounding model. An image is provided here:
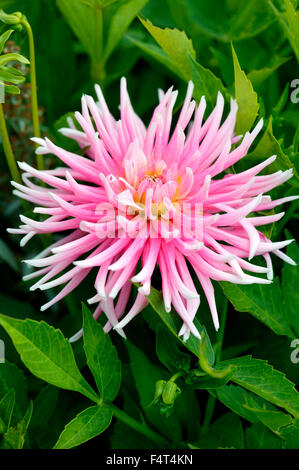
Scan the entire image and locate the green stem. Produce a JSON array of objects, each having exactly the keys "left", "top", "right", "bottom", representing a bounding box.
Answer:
[
  {"left": 109, "top": 404, "right": 170, "bottom": 447},
  {"left": 0, "top": 102, "right": 21, "bottom": 183},
  {"left": 169, "top": 371, "right": 185, "bottom": 382},
  {"left": 202, "top": 298, "right": 228, "bottom": 433},
  {"left": 21, "top": 19, "right": 43, "bottom": 170}
]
